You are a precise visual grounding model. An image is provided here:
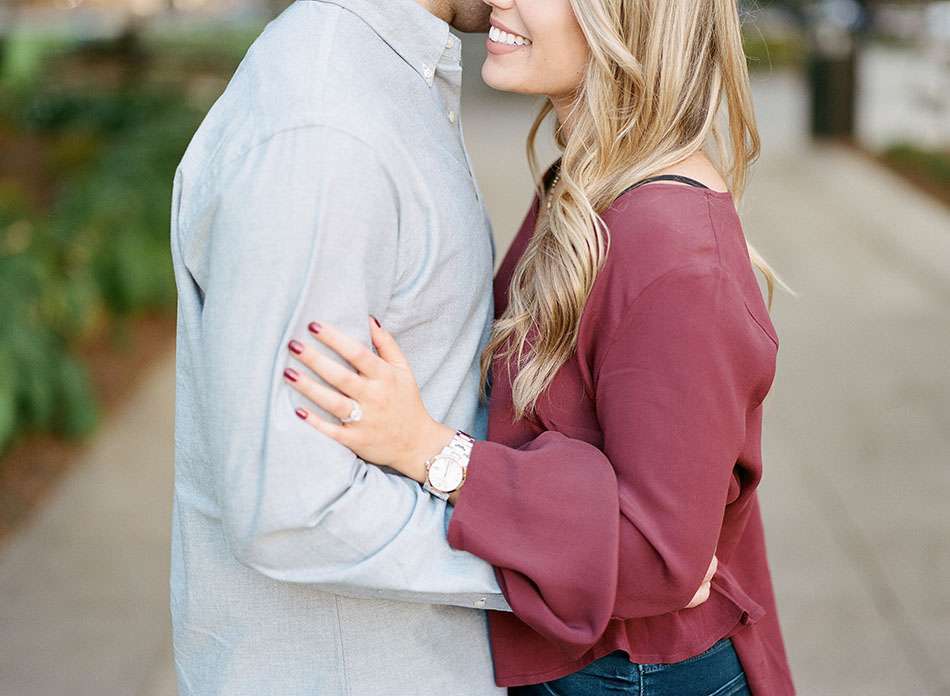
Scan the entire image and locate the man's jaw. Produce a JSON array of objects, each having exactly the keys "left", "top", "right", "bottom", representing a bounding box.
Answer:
[
  {"left": 422, "top": 0, "right": 494, "bottom": 34},
  {"left": 415, "top": 0, "right": 454, "bottom": 26}
]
